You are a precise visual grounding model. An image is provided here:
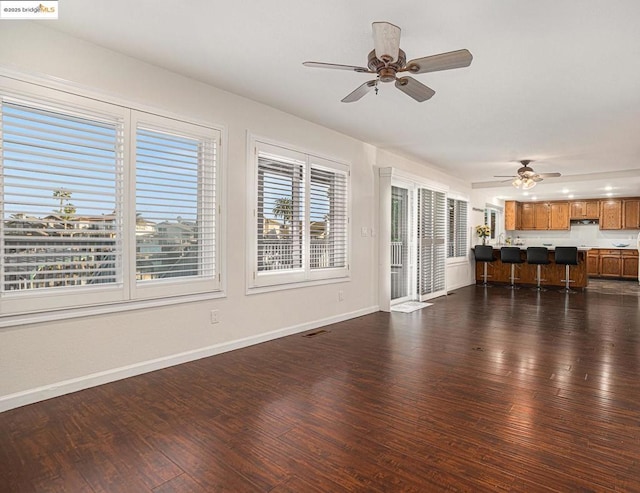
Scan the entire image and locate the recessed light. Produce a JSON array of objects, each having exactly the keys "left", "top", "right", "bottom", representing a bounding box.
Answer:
[
  {"left": 605, "top": 185, "right": 613, "bottom": 191},
  {"left": 561, "top": 188, "right": 569, "bottom": 194},
  {"left": 568, "top": 194, "right": 574, "bottom": 199},
  {"left": 523, "top": 192, "right": 529, "bottom": 196},
  {"left": 606, "top": 192, "right": 613, "bottom": 197}
]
